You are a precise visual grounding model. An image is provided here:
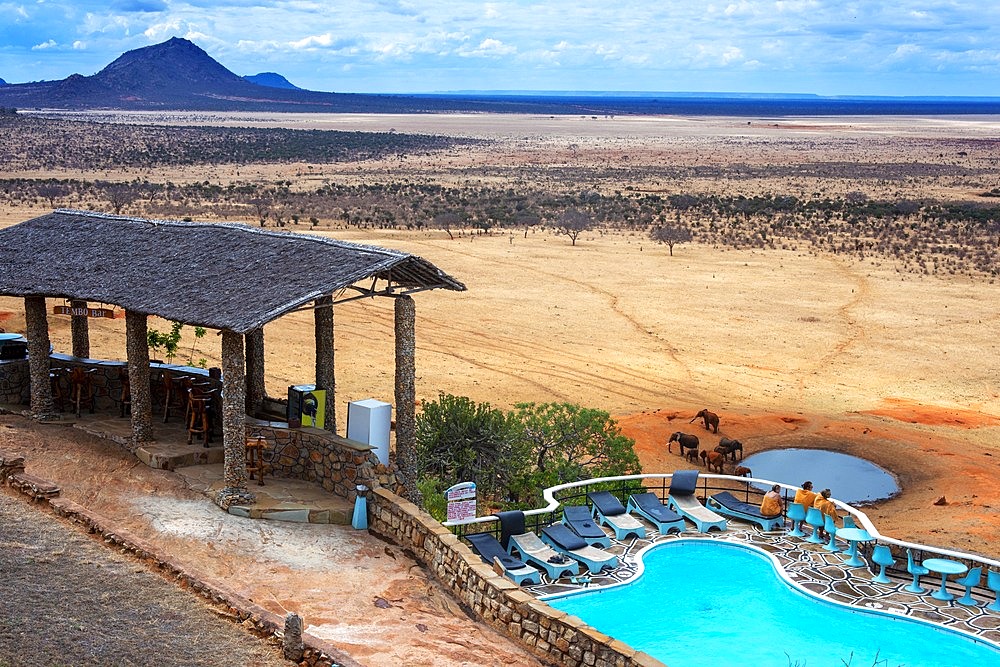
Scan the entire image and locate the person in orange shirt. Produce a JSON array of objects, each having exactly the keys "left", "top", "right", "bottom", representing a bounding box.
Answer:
[
  {"left": 813, "top": 488, "right": 839, "bottom": 539},
  {"left": 793, "top": 480, "right": 817, "bottom": 510},
  {"left": 760, "top": 483, "right": 783, "bottom": 517}
]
